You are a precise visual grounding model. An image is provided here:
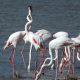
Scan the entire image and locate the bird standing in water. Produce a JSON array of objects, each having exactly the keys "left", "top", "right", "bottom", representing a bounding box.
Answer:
[{"left": 2, "top": 6, "right": 32, "bottom": 78}]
